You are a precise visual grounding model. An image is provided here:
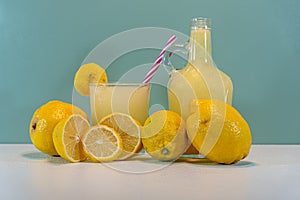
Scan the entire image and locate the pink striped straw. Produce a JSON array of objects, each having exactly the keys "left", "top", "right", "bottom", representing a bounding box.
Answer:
[{"left": 143, "top": 35, "right": 177, "bottom": 83}]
